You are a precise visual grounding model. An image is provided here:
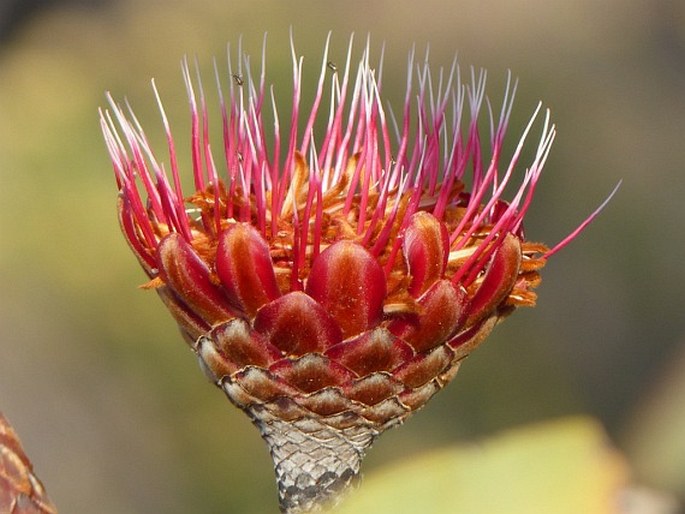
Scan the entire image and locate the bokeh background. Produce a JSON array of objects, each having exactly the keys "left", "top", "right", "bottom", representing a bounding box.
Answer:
[{"left": 0, "top": 0, "right": 683, "bottom": 512}]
